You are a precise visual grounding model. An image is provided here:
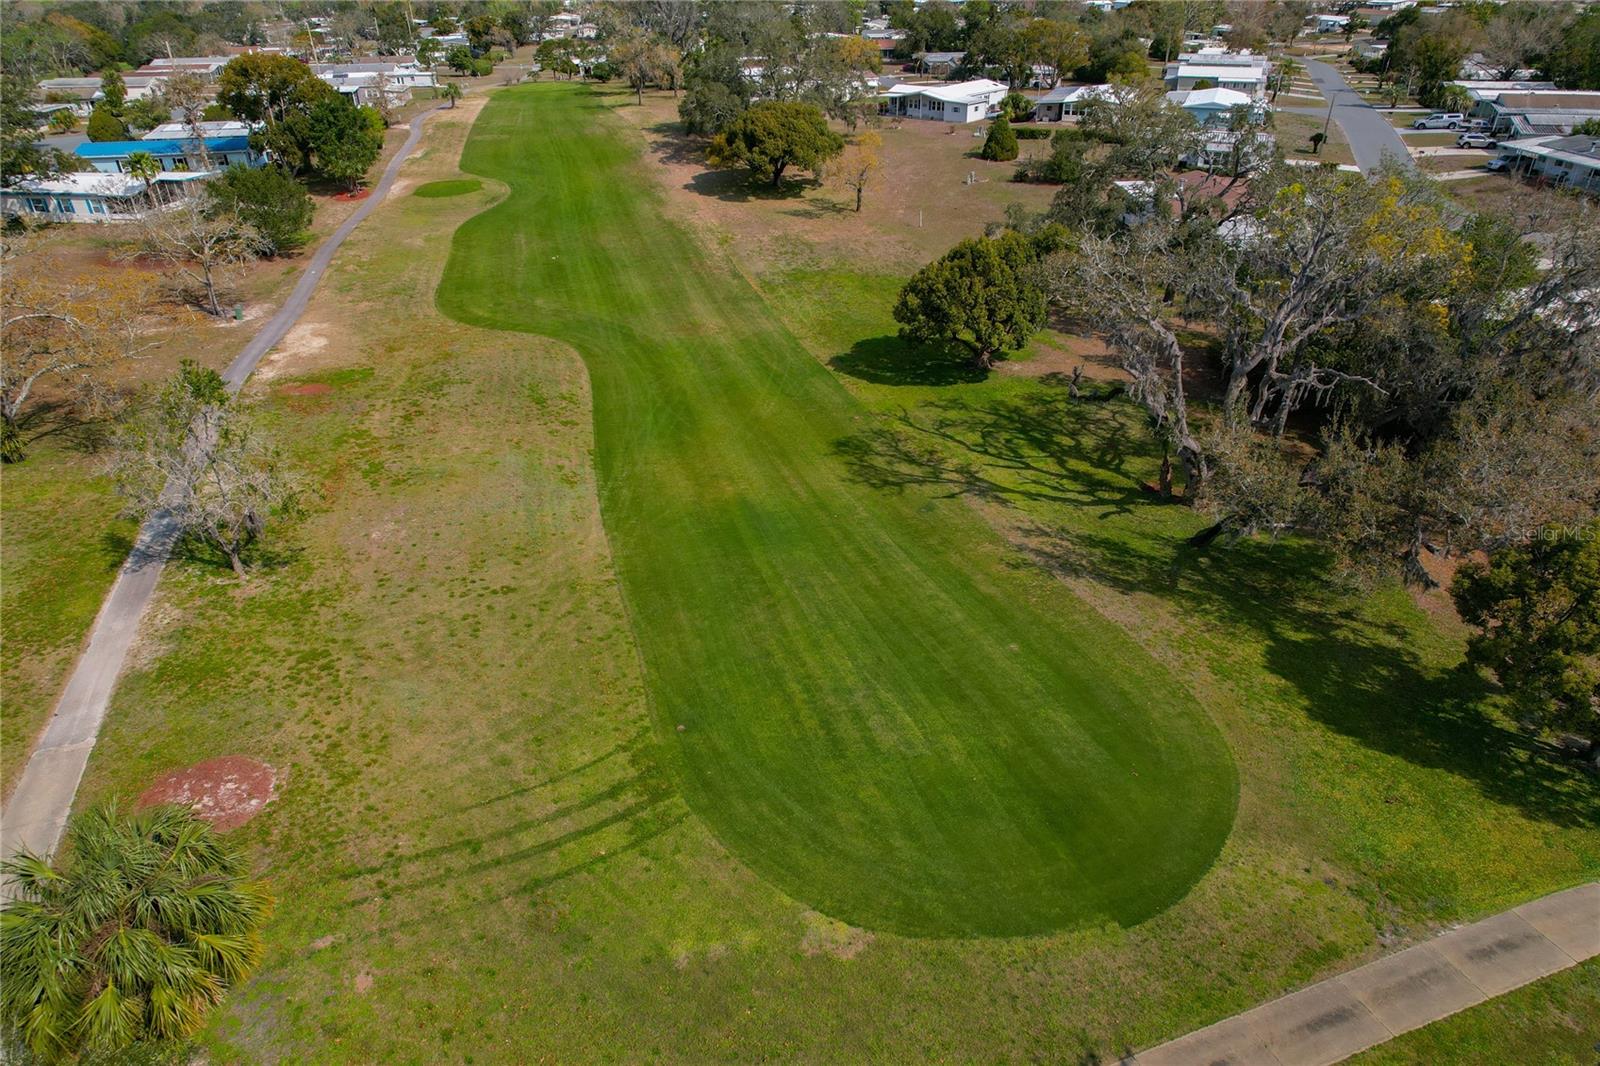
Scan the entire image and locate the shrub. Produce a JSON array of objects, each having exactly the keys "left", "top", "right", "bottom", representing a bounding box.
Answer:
[
  {"left": 1001, "top": 91, "right": 1033, "bottom": 121},
  {"left": 206, "top": 163, "right": 313, "bottom": 254},
  {"left": 85, "top": 105, "right": 129, "bottom": 142},
  {"left": 1014, "top": 127, "right": 1051, "bottom": 139},
  {"left": 979, "top": 112, "right": 1019, "bottom": 161}
]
